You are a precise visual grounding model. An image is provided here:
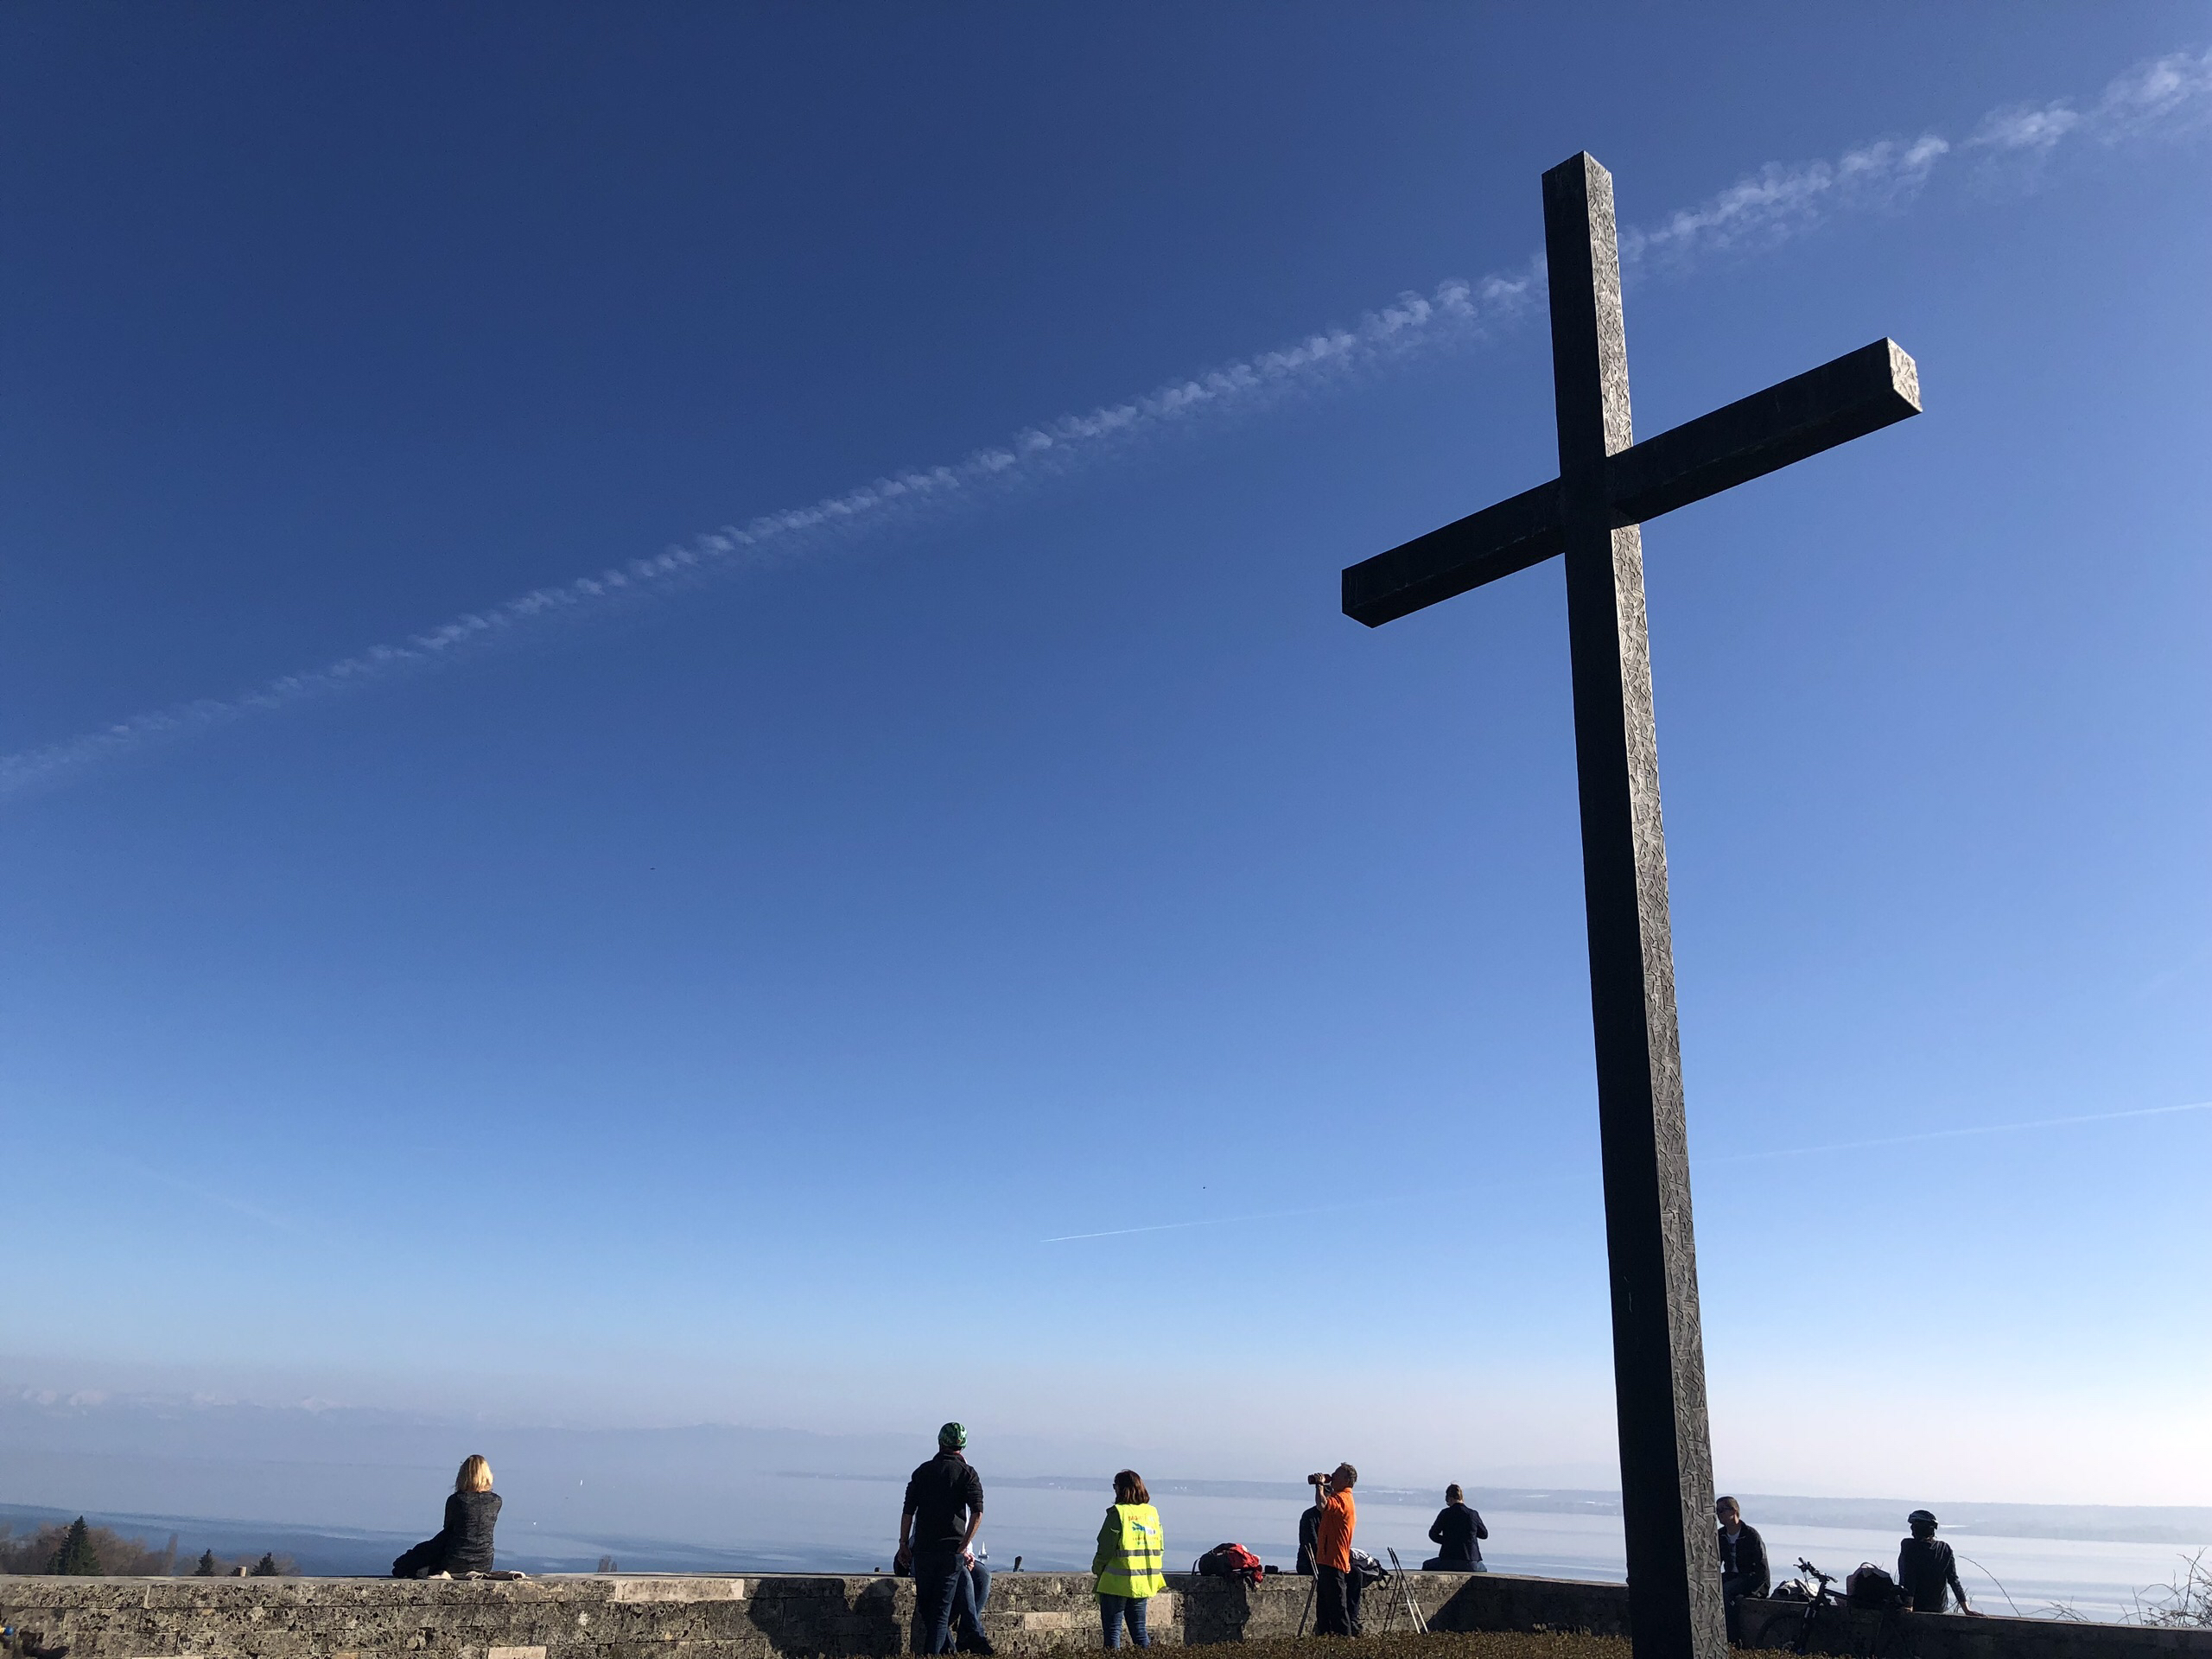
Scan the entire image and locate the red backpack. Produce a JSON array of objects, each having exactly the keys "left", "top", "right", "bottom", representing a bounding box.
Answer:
[{"left": 1196, "top": 1543, "right": 1264, "bottom": 1586}]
